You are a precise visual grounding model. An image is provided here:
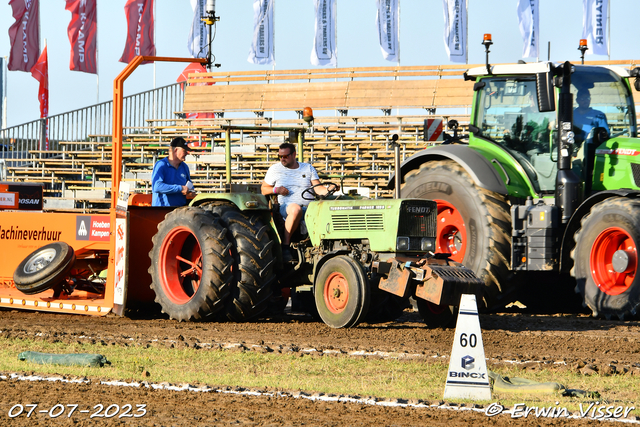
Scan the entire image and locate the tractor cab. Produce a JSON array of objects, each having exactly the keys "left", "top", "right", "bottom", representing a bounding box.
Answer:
[{"left": 470, "top": 62, "right": 638, "bottom": 197}]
